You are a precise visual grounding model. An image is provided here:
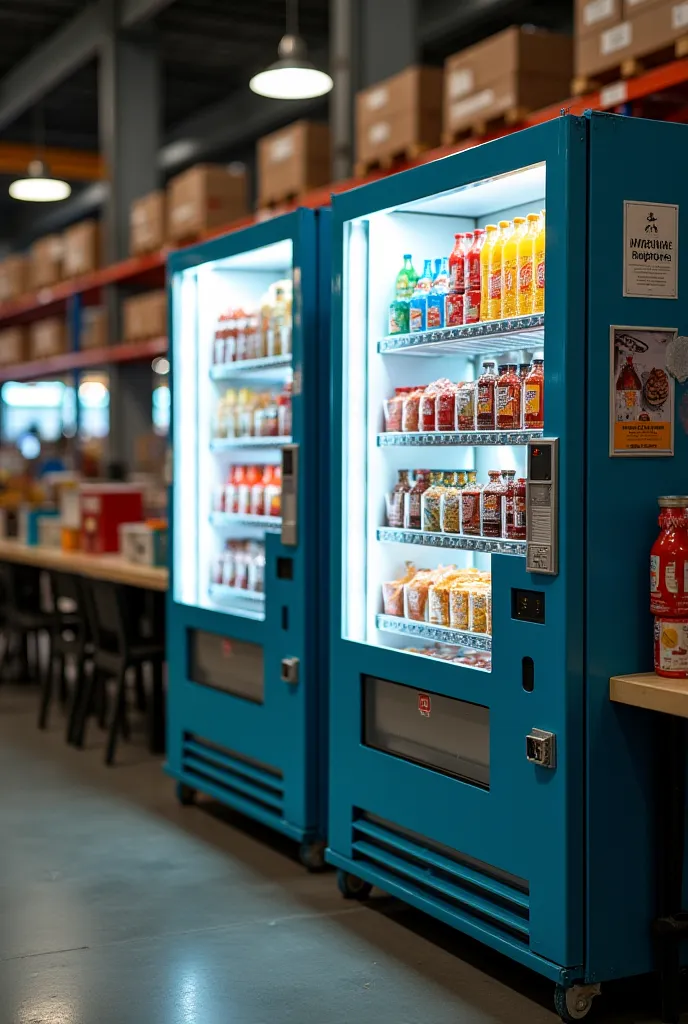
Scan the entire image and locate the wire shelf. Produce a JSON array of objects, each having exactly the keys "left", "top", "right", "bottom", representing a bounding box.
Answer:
[
  {"left": 378, "top": 429, "right": 542, "bottom": 447},
  {"left": 376, "top": 614, "right": 492, "bottom": 651},
  {"left": 377, "top": 527, "right": 526, "bottom": 555},
  {"left": 377, "top": 314, "right": 544, "bottom": 358}
]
